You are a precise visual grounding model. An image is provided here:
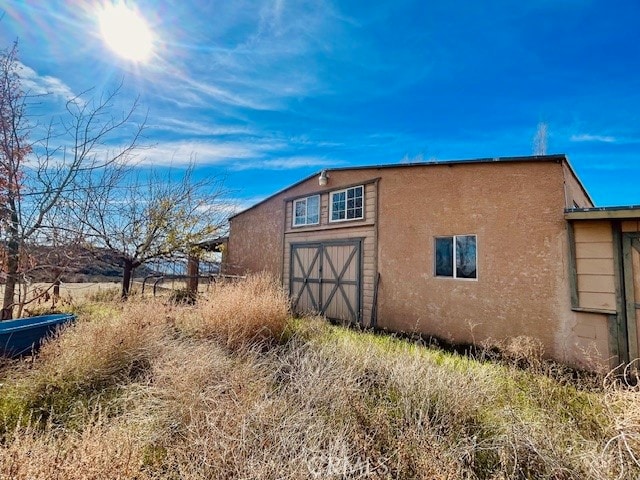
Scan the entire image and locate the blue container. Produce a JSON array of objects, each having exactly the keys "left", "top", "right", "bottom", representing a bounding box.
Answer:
[{"left": 0, "top": 313, "right": 76, "bottom": 357}]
